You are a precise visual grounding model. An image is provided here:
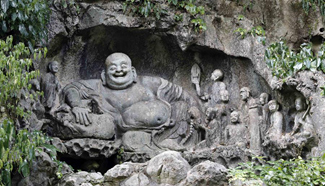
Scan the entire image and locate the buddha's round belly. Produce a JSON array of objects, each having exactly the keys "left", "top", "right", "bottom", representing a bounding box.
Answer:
[{"left": 122, "top": 100, "right": 171, "bottom": 128}]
